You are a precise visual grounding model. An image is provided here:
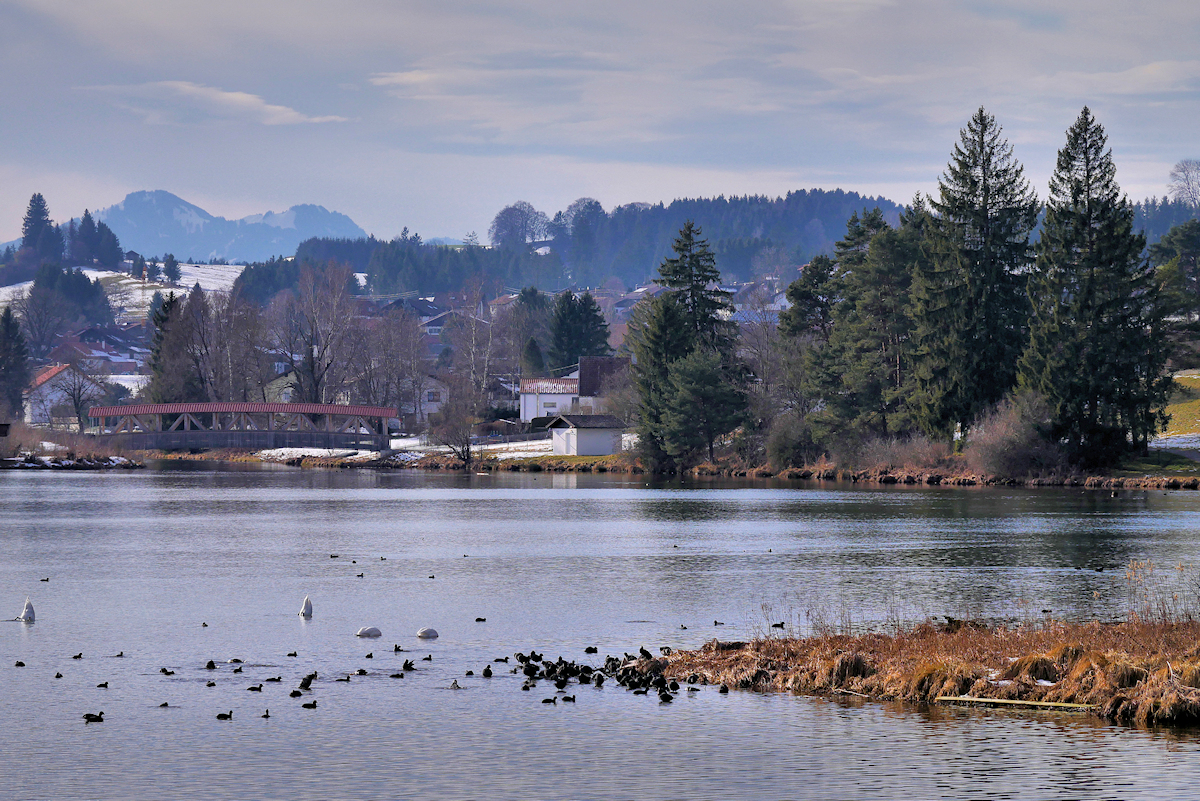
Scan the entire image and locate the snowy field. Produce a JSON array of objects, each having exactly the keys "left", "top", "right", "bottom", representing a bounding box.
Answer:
[
  {"left": 0, "top": 263, "right": 244, "bottom": 321},
  {"left": 1149, "top": 434, "right": 1200, "bottom": 451}
]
